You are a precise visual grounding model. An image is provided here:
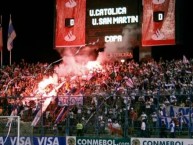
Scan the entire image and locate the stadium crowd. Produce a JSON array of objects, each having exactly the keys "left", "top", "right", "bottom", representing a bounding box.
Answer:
[{"left": 0, "top": 57, "right": 193, "bottom": 137}]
